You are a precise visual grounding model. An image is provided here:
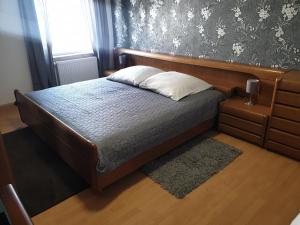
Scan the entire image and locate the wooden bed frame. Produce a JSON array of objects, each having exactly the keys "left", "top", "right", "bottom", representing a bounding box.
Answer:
[{"left": 14, "top": 48, "right": 285, "bottom": 191}]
